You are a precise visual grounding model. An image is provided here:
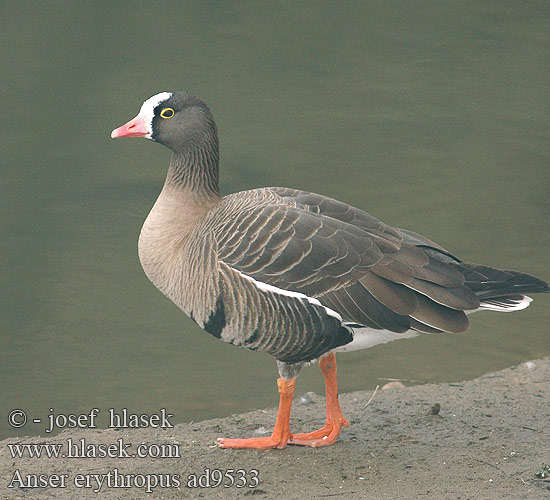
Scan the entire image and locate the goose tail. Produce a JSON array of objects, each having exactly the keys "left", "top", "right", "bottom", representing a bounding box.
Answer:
[{"left": 452, "top": 263, "right": 549, "bottom": 313}]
